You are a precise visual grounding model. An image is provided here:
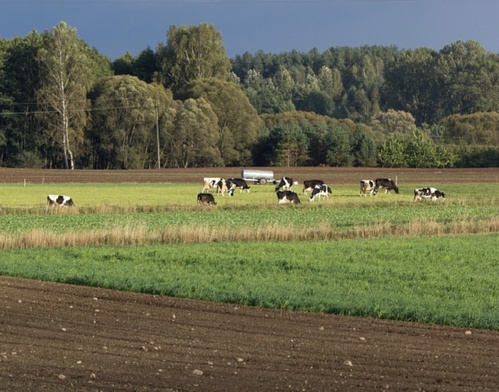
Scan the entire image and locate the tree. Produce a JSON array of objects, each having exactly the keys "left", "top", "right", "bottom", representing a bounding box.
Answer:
[
  {"left": 296, "top": 91, "right": 333, "bottom": 116},
  {"left": 377, "top": 133, "right": 409, "bottom": 167},
  {"left": 112, "top": 51, "right": 135, "bottom": 76},
  {"left": 324, "top": 125, "right": 352, "bottom": 166},
  {"left": 180, "top": 78, "right": 262, "bottom": 166},
  {"left": 405, "top": 129, "right": 438, "bottom": 168},
  {"left": 435, "top": 41, "right": 499, "bottom": 117},
  {"left": 169, "top": 98, "right": 221, "bottom": 168},
  {"left": 36, "top": 22, "right": 94, "bottom": 169},
  {"left": 113, "top": 48, "right": 156, "bottom": 83},
  {"left": 369, "top": 109, "right": 417, "bottom": 144},
  {"left": 89, "top": 75, "right": 176, "bottom": 169},
  {"left": 441, "top": 112, "right": 499, "bottom": 145},
  {"left": 156, "top": 23, "right": 231, "bottom": 95},
  {"left": 0, "top": 32, "right": 44, "bottom": 166},
  {"left": 350, "top": 125, "right": 377, "bottom": 167},
  {"left": 266, "top": 122, "right": 309, "bottom": 167},
  {"left": 382, "top": 48, "right": 439, "bottom": 125}
]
